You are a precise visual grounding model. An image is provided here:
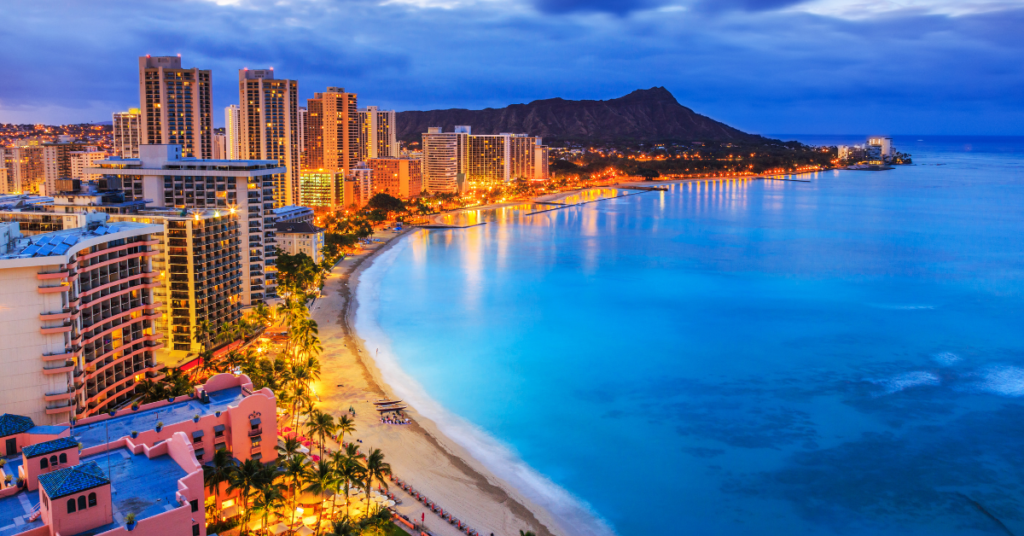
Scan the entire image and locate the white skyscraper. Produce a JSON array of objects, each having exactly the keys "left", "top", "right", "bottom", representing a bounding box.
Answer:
[{"left": 225, "top": 104, "right": 242, "bottom": 160}]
